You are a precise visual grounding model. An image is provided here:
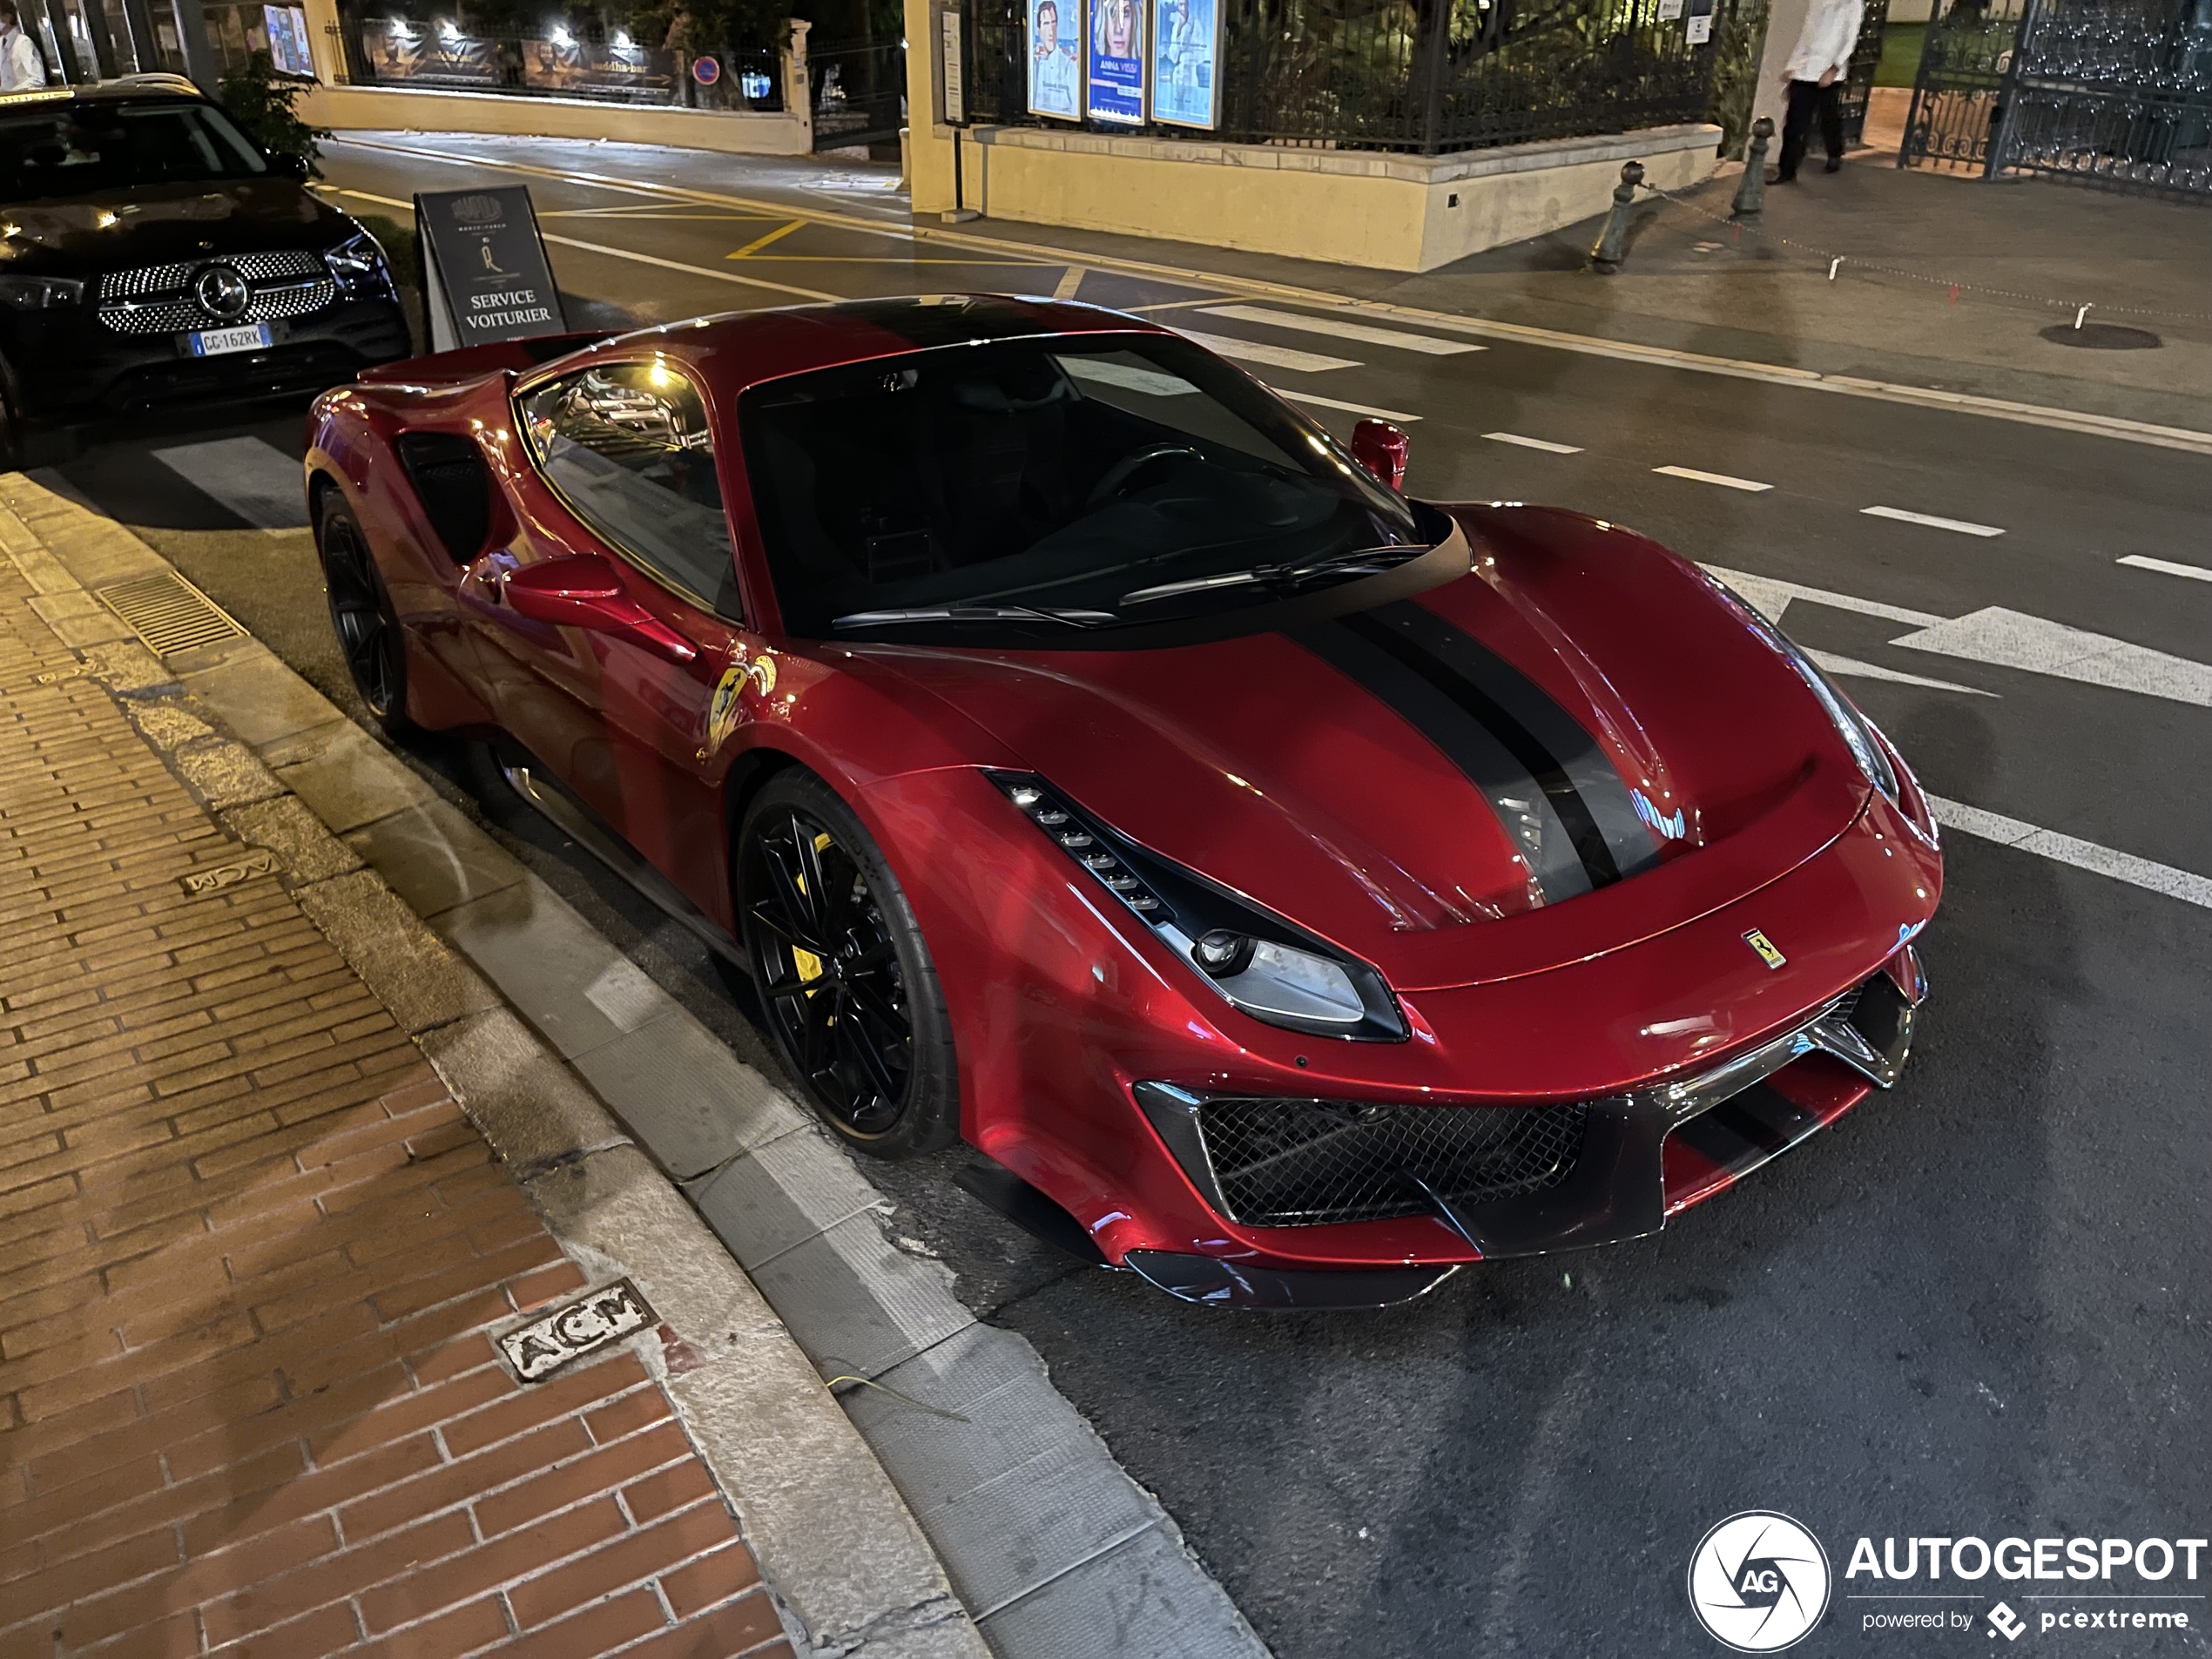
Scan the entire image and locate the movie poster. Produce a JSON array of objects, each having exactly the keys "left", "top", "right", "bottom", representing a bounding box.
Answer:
[
  {"left": 361, "top": 20, "right": 501, "bottom": 85},
  {"left": 1149, "top": 0, "right": 1216, "bottom": 127},
  {"left": 1025, "top": 0, "right": 1081, "bottom": 120},
  {"left": 521, "top": 35, "right": 677, "bottom": 100},
  {"left": 1085, "top": 0, "right": 1144, "bottom": 124},
  {"left": 262, "top": 4, "right": 314, "bottom": 76}
]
